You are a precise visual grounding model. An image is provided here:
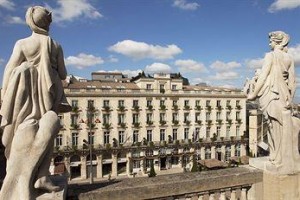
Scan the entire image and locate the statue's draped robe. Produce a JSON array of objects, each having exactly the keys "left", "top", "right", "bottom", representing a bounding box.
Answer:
[
  {"left": 0, "top": 35, "right": 69, "bottom": 159},
  {"left": 258, "top": 50, "right": 296, "bottom": 164}
]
